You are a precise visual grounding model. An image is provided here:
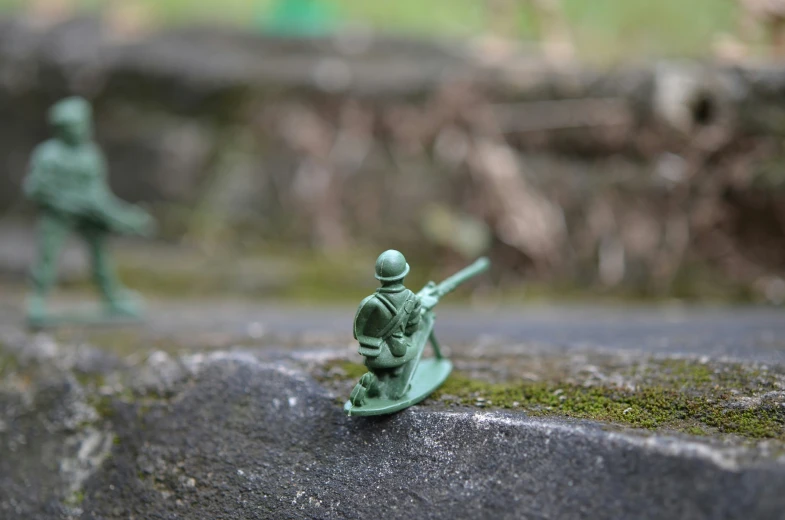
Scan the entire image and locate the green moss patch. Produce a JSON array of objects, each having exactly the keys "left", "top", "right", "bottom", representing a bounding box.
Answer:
[
  {"left": 435, "top": 375, "right": 784, "bottom": 439},
  {"left": 324, "top": 357, "right": 785, "bottom": 442},
  {"left": 0, "top": 350, "right": 19, "bottom": 377},
  {"left": 330, "top": 360, "right": 369, "bottom": 380},
  {"left": 64, "top": 490, "right": 85, "bottom": 507}
]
